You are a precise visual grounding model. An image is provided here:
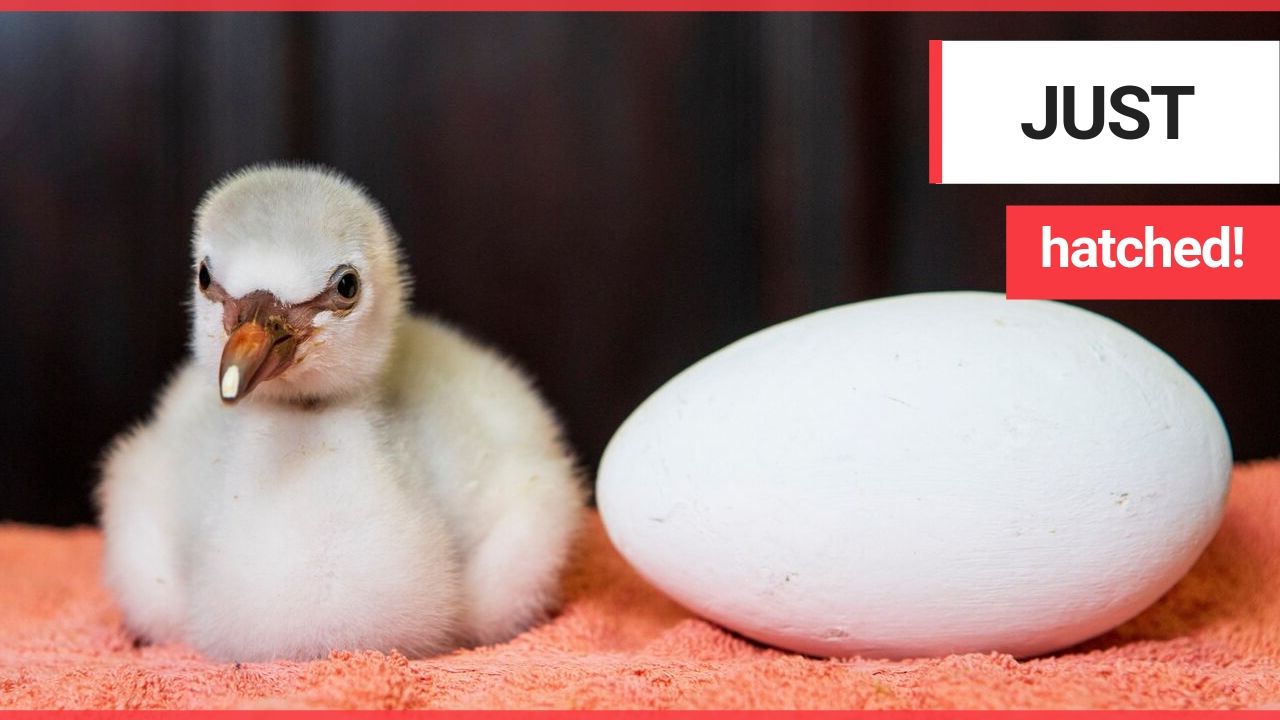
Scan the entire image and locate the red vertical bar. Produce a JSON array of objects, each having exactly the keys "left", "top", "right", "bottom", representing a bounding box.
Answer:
[{"left": 928, "top": 40, "right": 942, "bottom": 184}]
